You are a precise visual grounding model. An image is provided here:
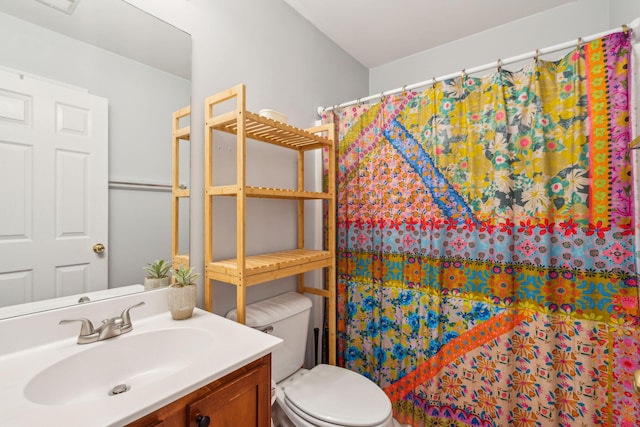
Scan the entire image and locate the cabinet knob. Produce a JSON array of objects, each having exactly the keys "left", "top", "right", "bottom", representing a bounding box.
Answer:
[{"left": 196, "top": 414, "right": 211, "bottom": 427}]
